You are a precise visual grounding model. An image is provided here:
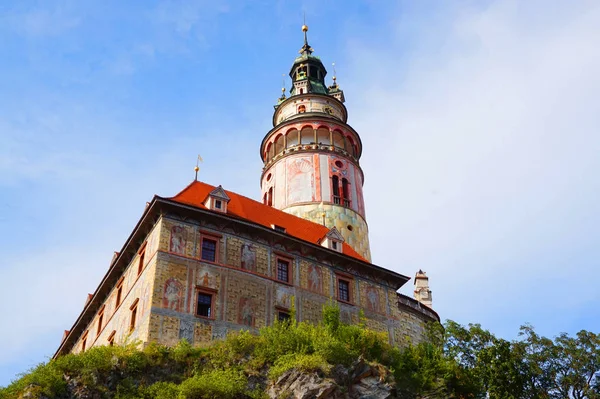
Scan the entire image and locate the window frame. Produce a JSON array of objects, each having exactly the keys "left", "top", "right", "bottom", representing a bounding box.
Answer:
[
  {"left": 81, "top": 330, "right": 89, "bottom": 352},
  {"left": 107, "top": 330, "right": 116, "bottom": 346},
  {"left": 336, "top": 274, "right": 354, "bottom": 304},
  {"left": 129, "top": 298, "right": 139, "bottom": 332},
  {"left": 137, "top": 242, "right": 147, "bottom": 276},
  {"left": 200, "top": 234, "right": 219, "bottom": 263},
  {"left": 194, "top": 287, "right": 217, "bottom": 320},
  {"left": 96, "top": 305, "right": 105, "bottom": 337},
  {"left": 275, "top": 256, "right": 293, "bottom": 285},
  {"left": 115, "top": 277, "right": 124, "bottom": 310}
]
